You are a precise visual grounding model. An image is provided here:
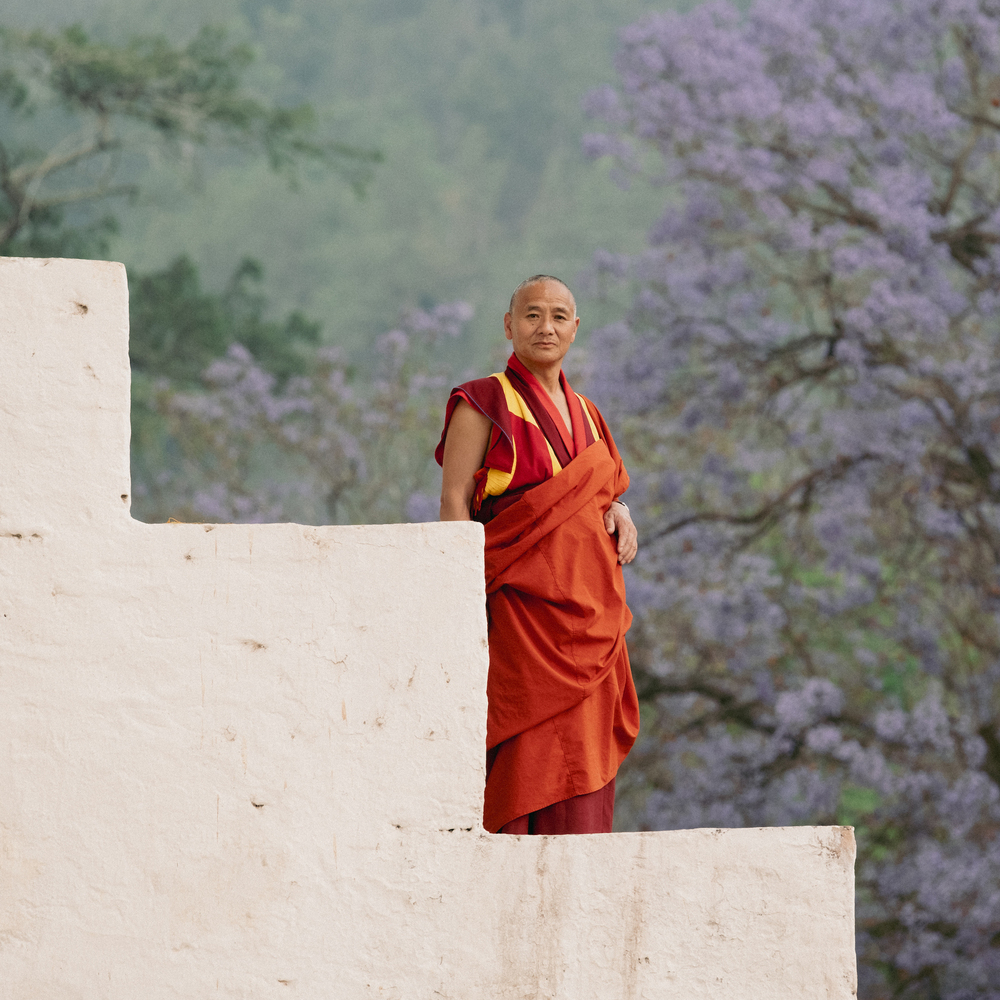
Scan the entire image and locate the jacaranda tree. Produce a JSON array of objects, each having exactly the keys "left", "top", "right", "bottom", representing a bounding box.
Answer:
[{"left": 584, "top": 1, "right": 1000, "bottom": 995}]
